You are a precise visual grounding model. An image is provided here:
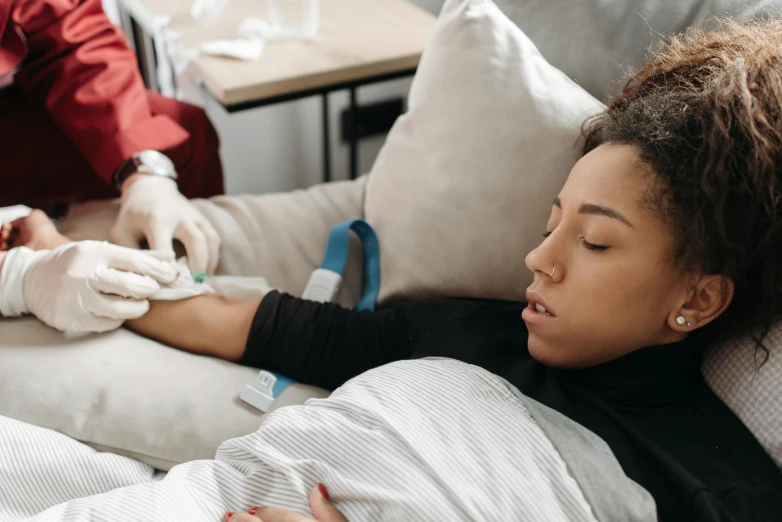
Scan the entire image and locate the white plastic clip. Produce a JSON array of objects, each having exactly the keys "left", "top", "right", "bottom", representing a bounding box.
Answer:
[
  {"left": 240, "top": 370, "right": 277, "bottom": 412},
  {"left": 302, "top": 268, "right": 342, "bottom": 303}
]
